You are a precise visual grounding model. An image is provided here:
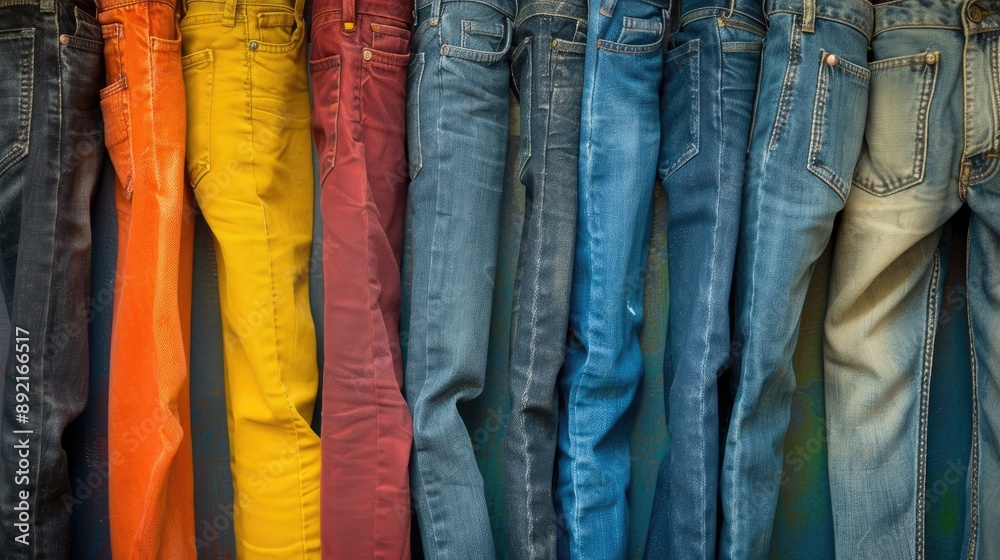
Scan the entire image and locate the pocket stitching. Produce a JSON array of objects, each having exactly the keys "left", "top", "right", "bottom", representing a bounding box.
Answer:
[
  {"left": 0, "top": 29, "right": 34, "bottom": 176},
  {"left": 660, "top": 39, "right": 700, "bottom": 181},
  {"left": 407, "top": 52, "right": 425, "bottom": 180},
  {"left": 99, "top": 78, "right": 135, "bottom": 197},
  {"left": 852, "top": 52, "right": 938, "bottom": 196},
  {"left": 310, "top": 54, "right": 341, "bottom": 180},
  {"left": 182, "top": 49, "right": 214, "bottom": 188}
]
